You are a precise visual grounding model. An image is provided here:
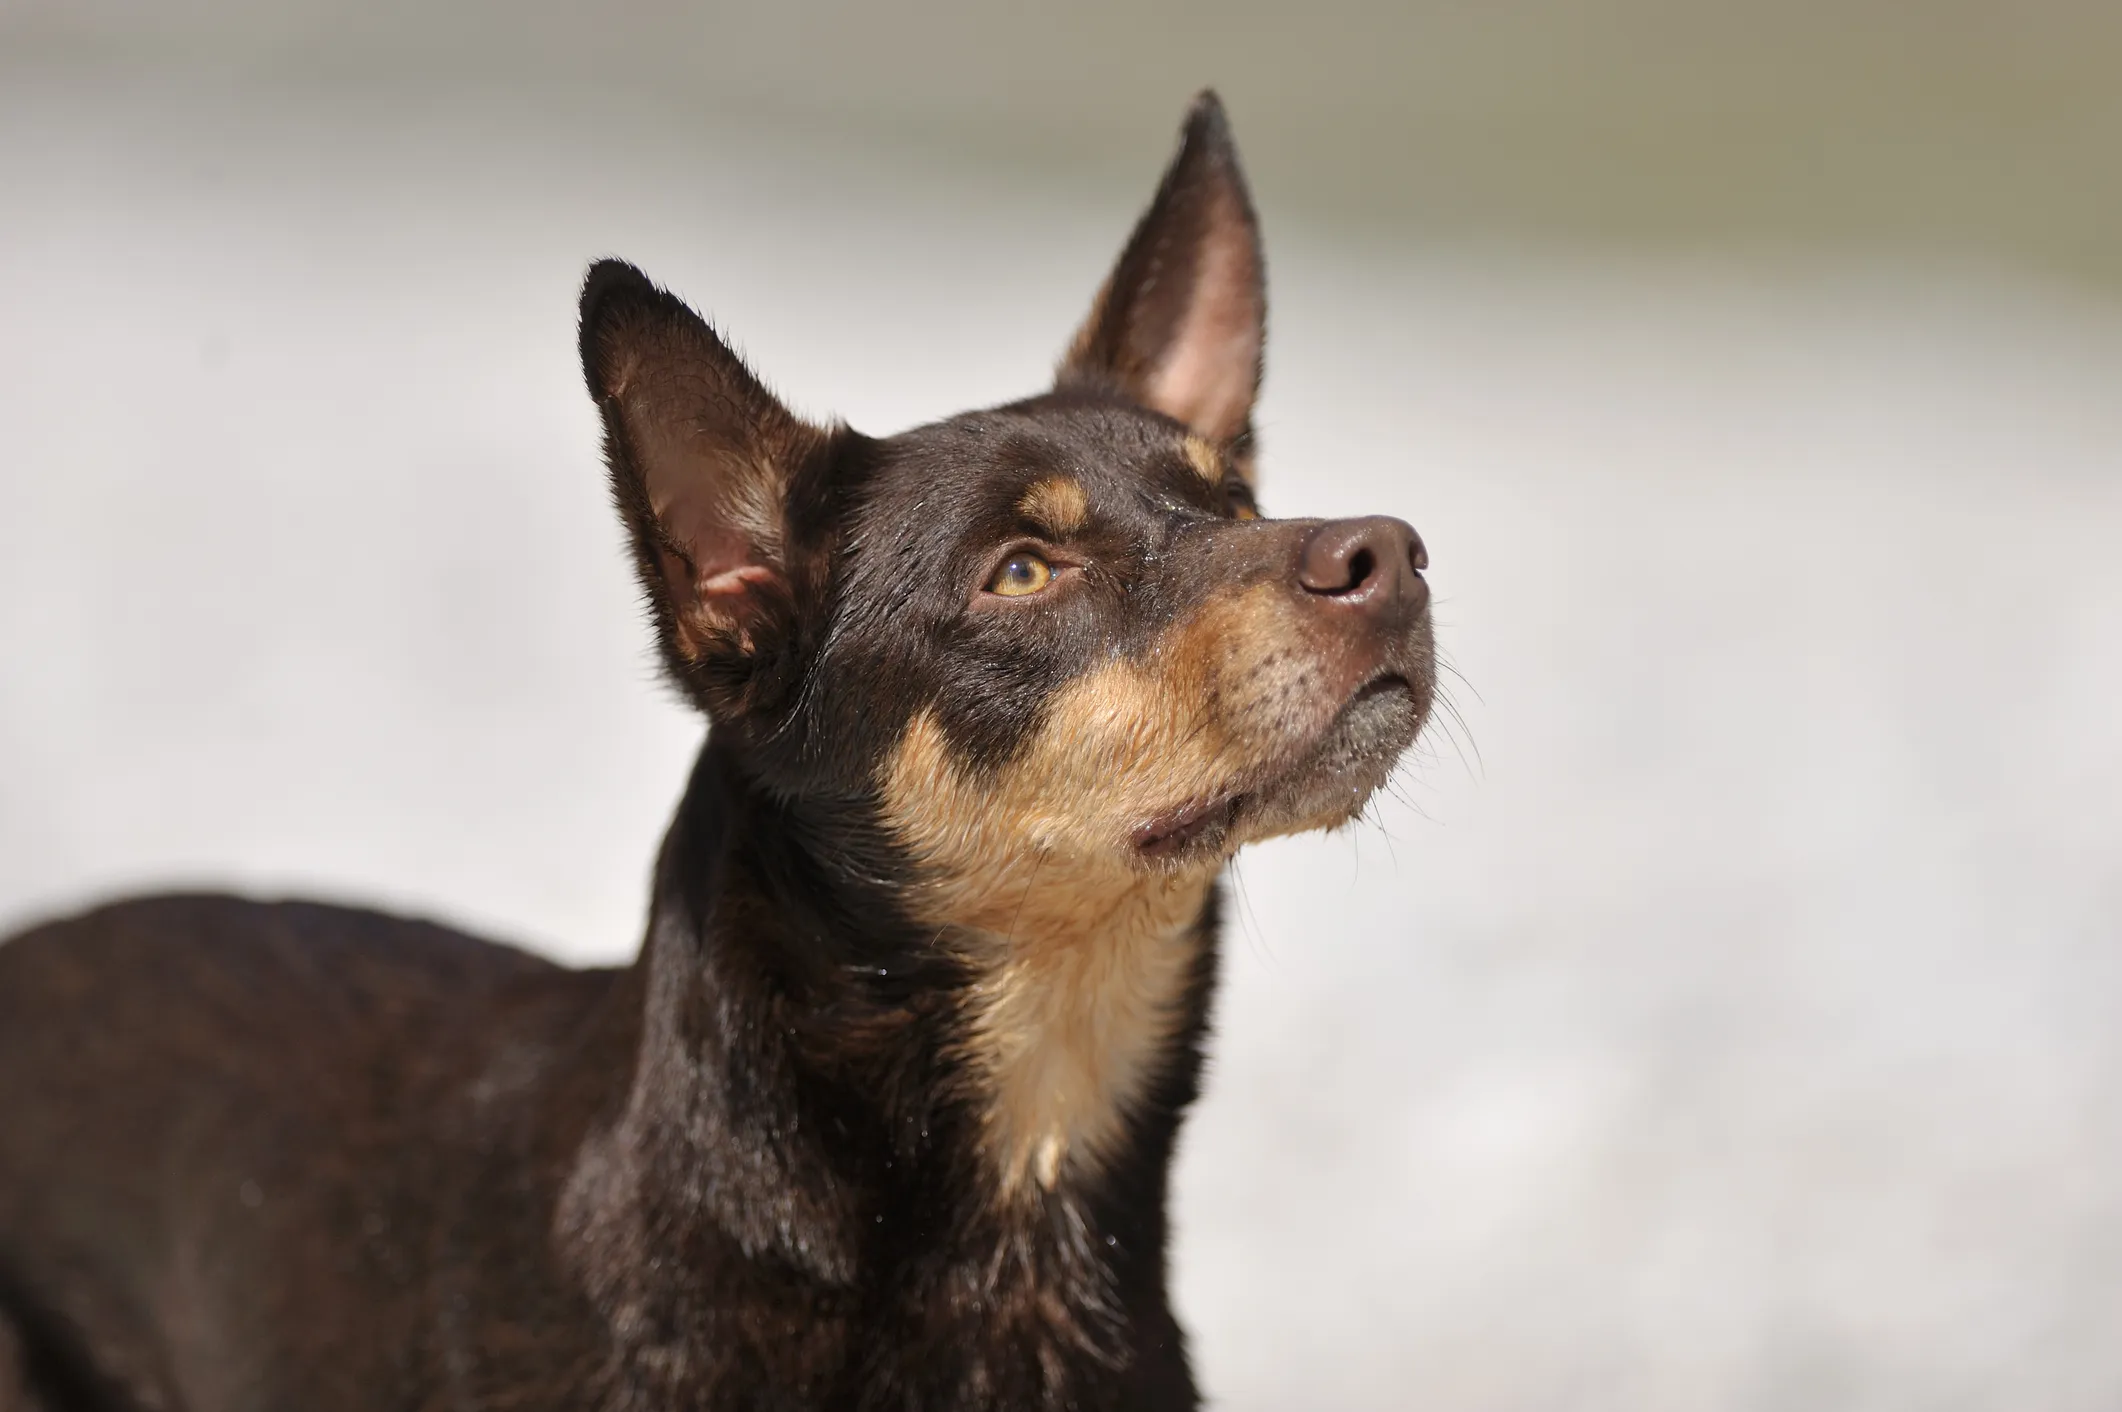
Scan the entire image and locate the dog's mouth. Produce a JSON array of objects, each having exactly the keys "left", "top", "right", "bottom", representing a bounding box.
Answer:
[
  {"left": 1132, "top": 794, "right": 1244, "bottom": 861},
  {"left": 1131, "top": 672, "right": 1423, "bottom": 866}
]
